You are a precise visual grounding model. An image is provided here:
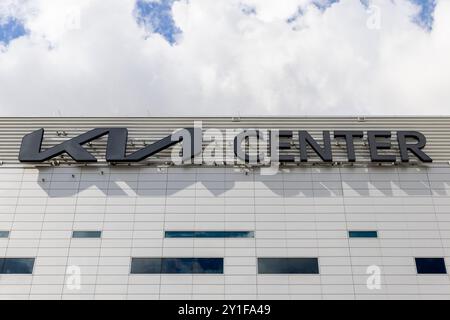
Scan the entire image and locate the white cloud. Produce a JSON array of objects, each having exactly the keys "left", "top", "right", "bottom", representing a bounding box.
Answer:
[{"left": 0, "top": 0, "right": 449, "bottom": 116}]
